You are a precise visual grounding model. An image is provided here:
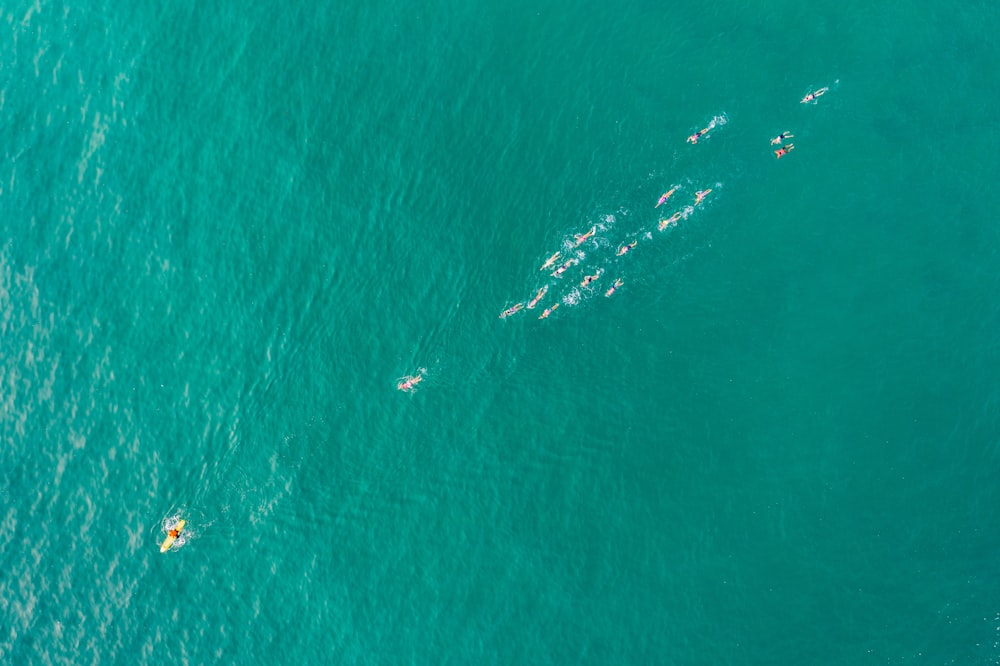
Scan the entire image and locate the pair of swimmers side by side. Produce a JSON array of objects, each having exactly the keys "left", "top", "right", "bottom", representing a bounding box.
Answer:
[
  {"left": 503, "top": 286, "right": 548, "bottom": 319},
  {"left": 770, "top": 131, "right": 795, "bottom": 158},
  {"left": 655, "top": 190, "right": 709, "bottom": 232},
  {"left": 539, "top": 224, "right": 595, "bottom": 271}
]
